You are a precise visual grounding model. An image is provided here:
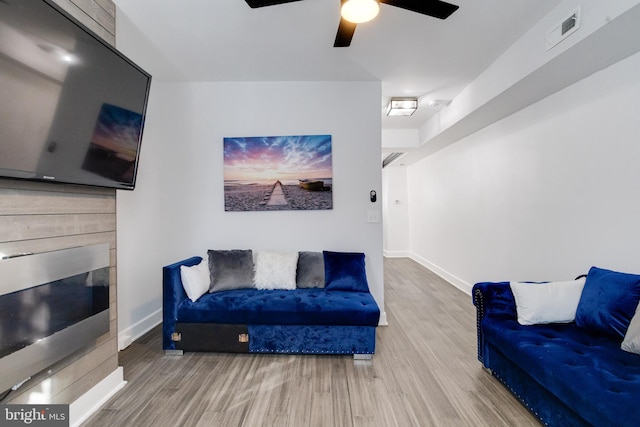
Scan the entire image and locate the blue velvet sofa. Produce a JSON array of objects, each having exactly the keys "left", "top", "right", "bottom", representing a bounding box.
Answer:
[
  {"left": 473, "top": 275, "right": 640, "bottom": 427},
  {"left": 163, "top": 254, "right": 380, "bottom": 358}
]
